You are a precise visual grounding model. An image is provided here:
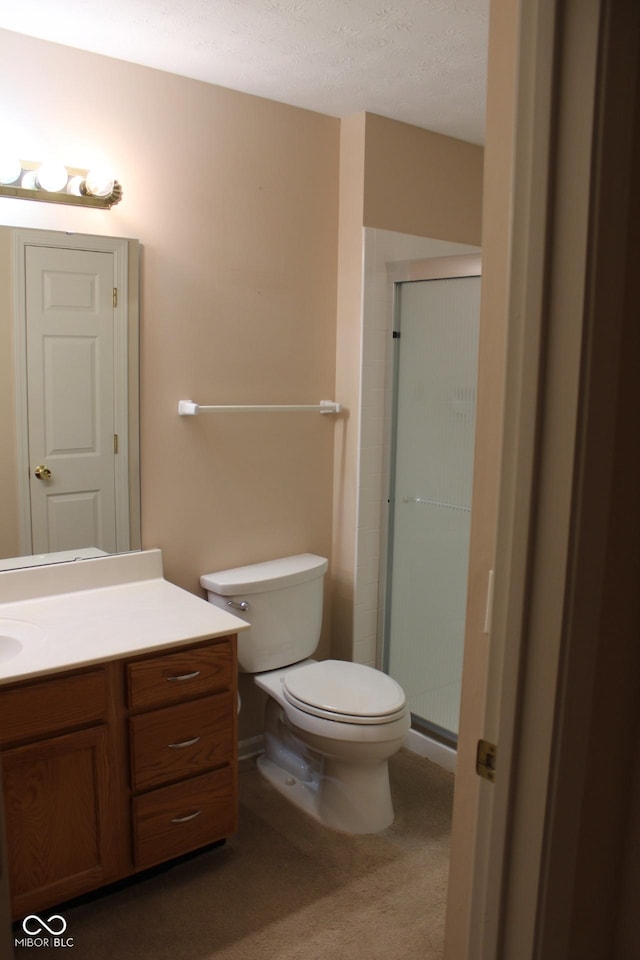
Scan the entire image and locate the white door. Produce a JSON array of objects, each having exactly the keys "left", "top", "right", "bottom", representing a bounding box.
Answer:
[{"left": 25, "top": 245, "right": 118, "bottom": 554}]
